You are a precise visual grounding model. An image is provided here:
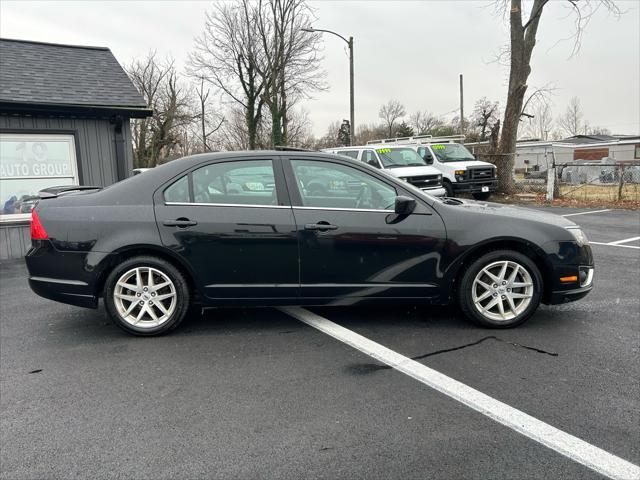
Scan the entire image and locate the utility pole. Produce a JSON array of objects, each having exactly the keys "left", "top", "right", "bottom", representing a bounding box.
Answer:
[
  {"left": 459, "top": 74, "right": 464, "bottom": 135},
  {"left": 302, "top": 27, "right": 355, "bottom": 145},
  {"left": 348, "top": 36, "right": 354, "bottom": 145}
]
